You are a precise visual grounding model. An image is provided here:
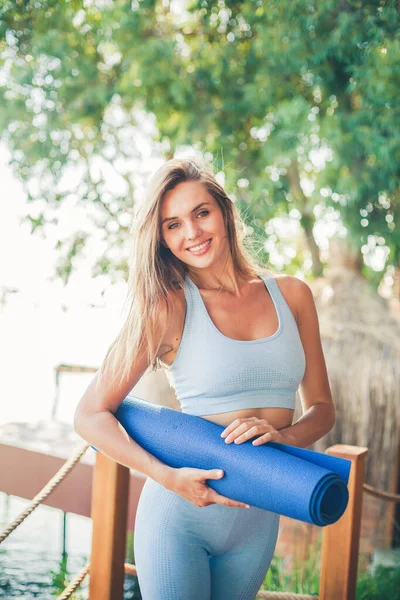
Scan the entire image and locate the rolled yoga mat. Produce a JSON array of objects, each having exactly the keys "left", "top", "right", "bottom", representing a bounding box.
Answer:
[{"left": 93, "top": 395, "right": 351, "bottom": 527}]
